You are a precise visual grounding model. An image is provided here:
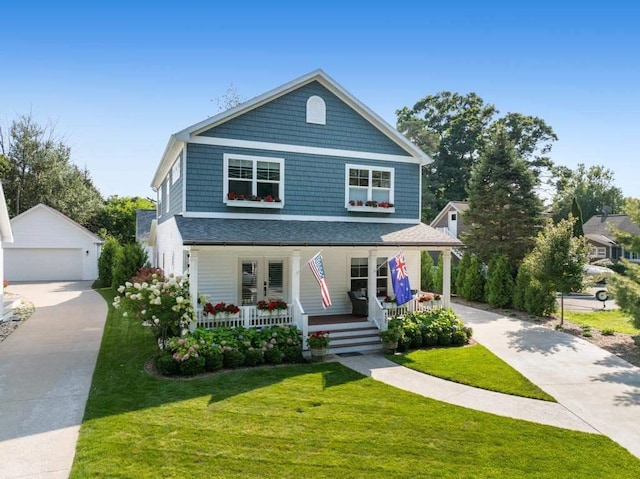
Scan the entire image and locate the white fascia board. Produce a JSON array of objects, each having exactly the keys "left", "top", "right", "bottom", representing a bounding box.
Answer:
[
  {"left": 152, "top": 136, "right": 184, "bottom": 190},
  {"left": 183, "top": 69, "right": 430, "bottom": 162},
  {"left": 182, "top": 211, "right": 420, "bottom": 224},
  {"left": 189, "top": 136, "right": 419, "bottom": 164}
]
